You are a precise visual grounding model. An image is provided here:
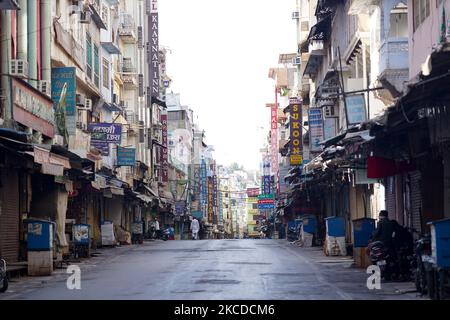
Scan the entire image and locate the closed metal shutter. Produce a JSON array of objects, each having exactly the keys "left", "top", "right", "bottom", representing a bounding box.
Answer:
[
  {"left": 410, "top": 171, "right": 422, "bottom": 234},
  {"left": 0, "top": 169, "right": 20, "bottom": 263},
  {"left": 385, "top": 177, "right": 396, "bottom": 220}
]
